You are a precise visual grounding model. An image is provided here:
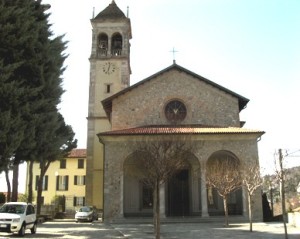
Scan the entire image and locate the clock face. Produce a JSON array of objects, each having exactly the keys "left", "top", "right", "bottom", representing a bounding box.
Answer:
[
  {"left": 102, "top": 62, "right": 116, "bottom": 75},
  {"left": 165, "top": 100, "right": 187, "bottom": 123}
]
